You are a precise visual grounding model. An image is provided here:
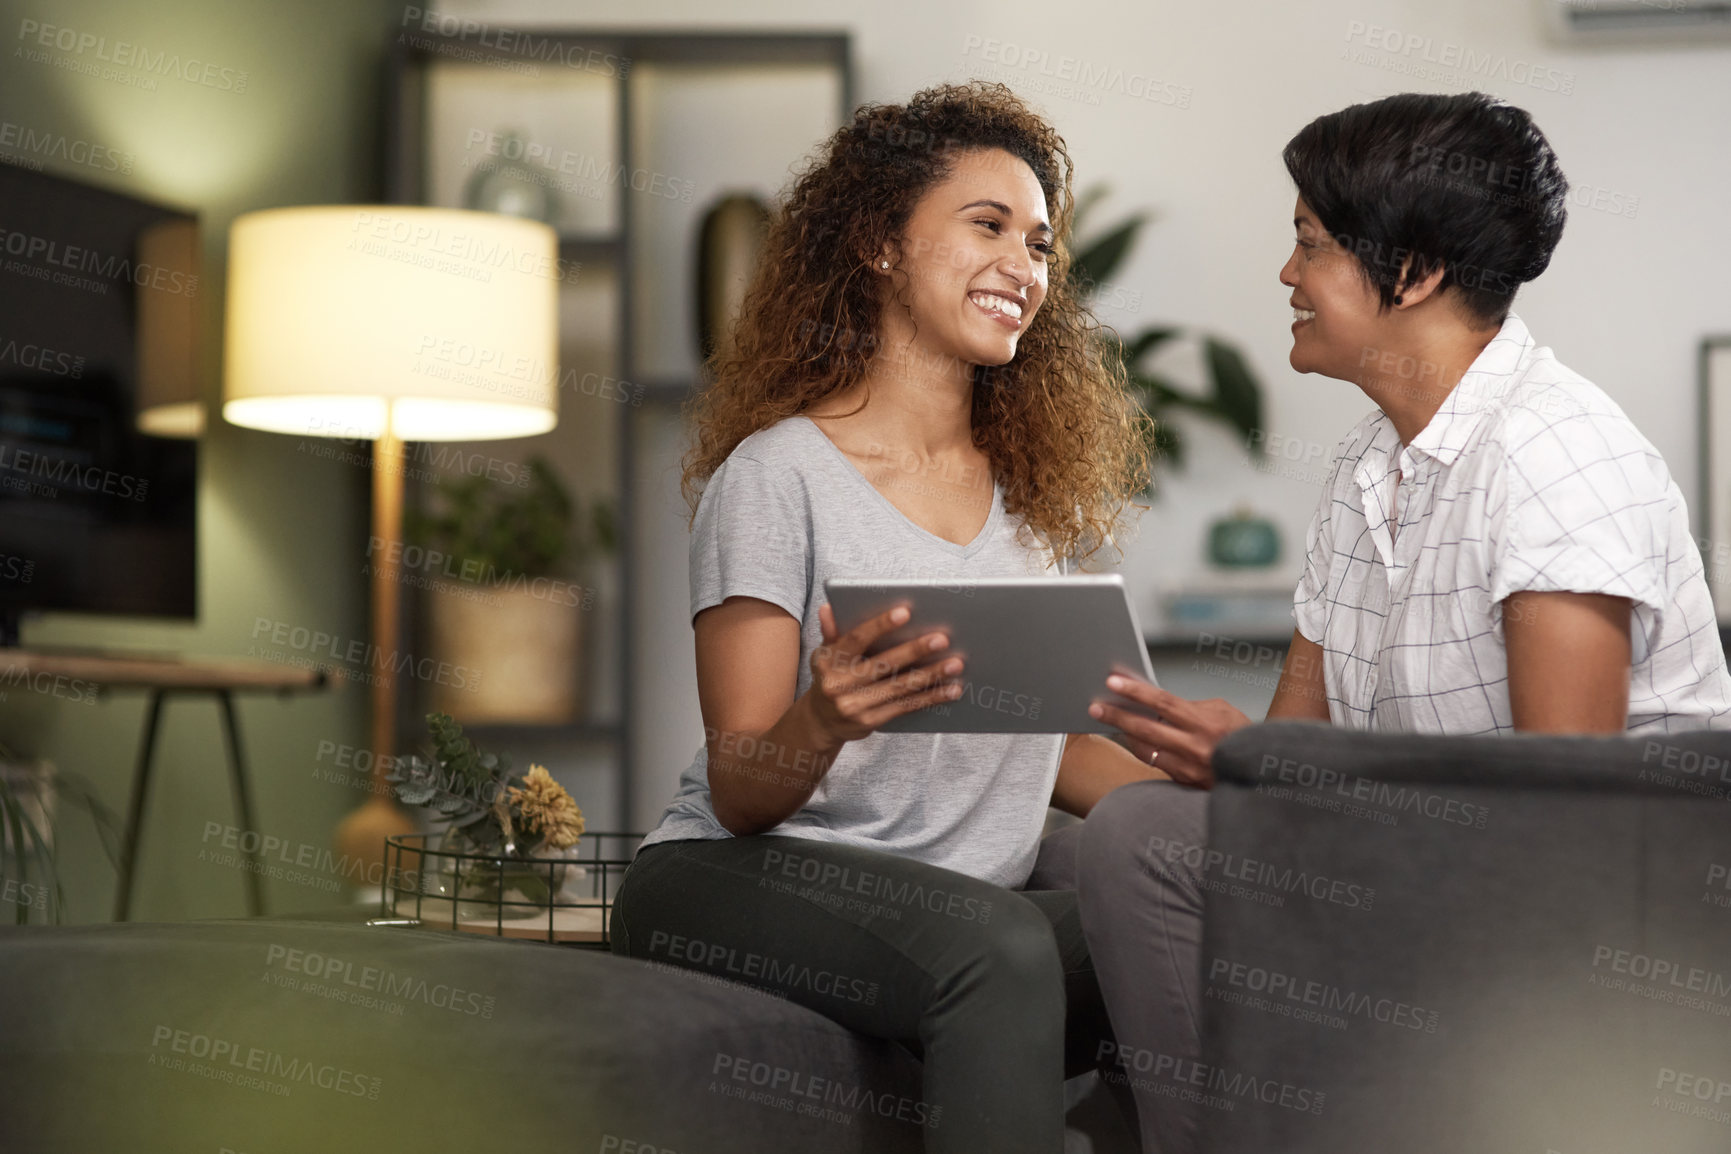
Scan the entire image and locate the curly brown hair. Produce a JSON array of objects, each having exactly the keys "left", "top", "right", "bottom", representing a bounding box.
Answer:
[{"left": 680, "top": 80, "right": 1153, "bottom": 565}]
